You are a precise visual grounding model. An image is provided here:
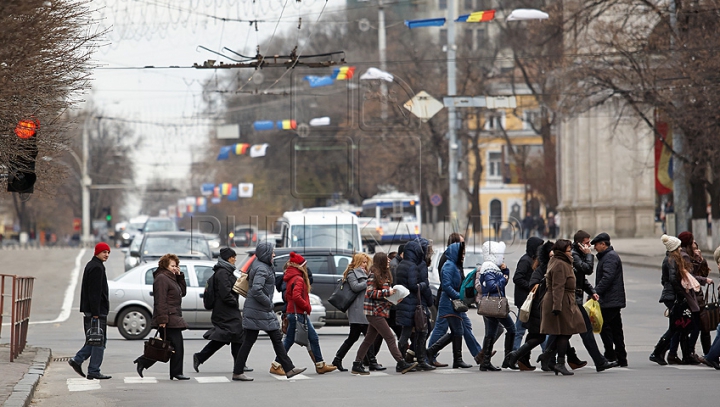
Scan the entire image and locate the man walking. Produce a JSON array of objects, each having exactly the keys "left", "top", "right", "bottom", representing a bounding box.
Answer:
[
  {"left": 68, "top": 243, "right": 112, "bottom": 380},
  {"left": 591, "top": 232, "right": 628, "bottom": 367}
]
